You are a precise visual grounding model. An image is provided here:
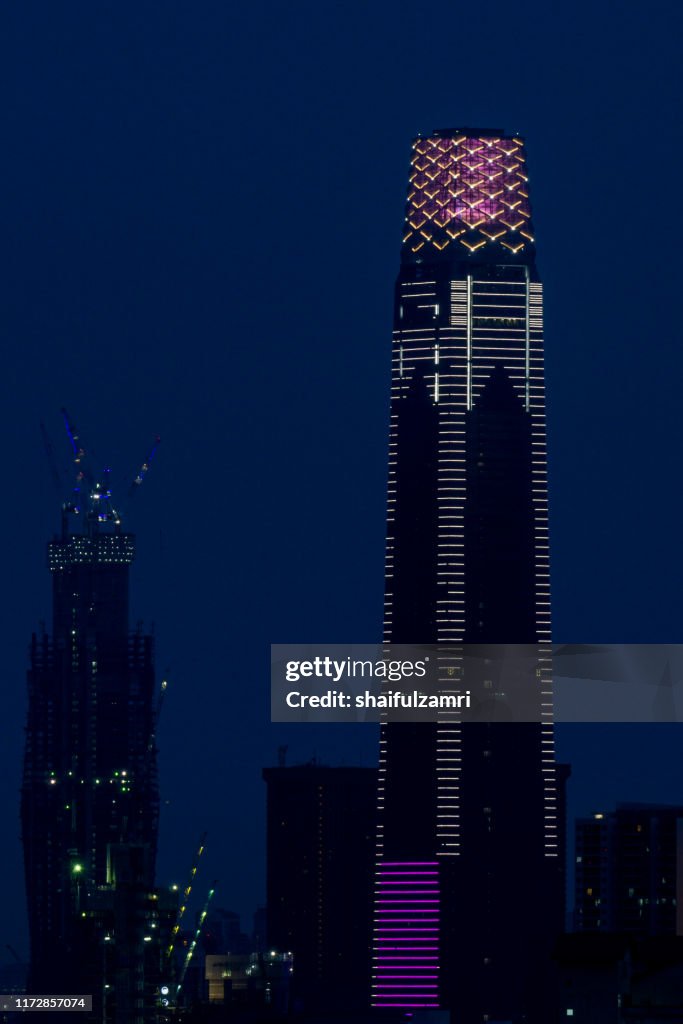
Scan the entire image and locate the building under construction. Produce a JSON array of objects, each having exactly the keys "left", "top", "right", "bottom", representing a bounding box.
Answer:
[{"left": 21, "top": 415, "right": 173, "bottom": 1022}]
